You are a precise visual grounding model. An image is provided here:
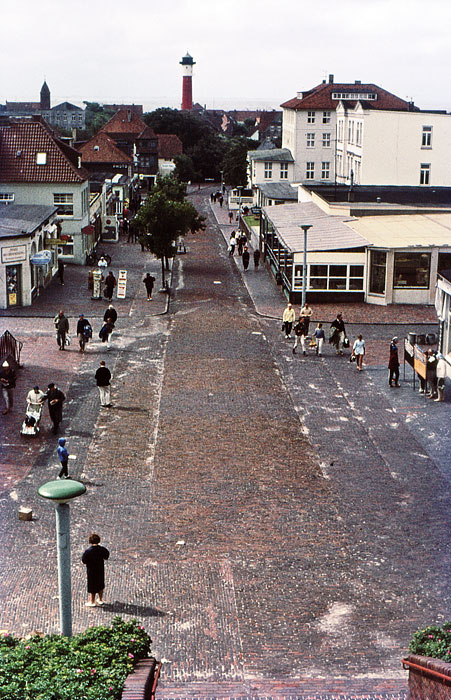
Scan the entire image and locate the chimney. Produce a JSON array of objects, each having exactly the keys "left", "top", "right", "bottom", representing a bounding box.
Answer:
[
  {"left": 329, "top": 74, "right": 334, "bottom": 84},
  {"left": 127, "top": 109, "right": 131, "bottom": 122},
  {"left": 355, "top": 80, "right": 361, "bottom": 85}
]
